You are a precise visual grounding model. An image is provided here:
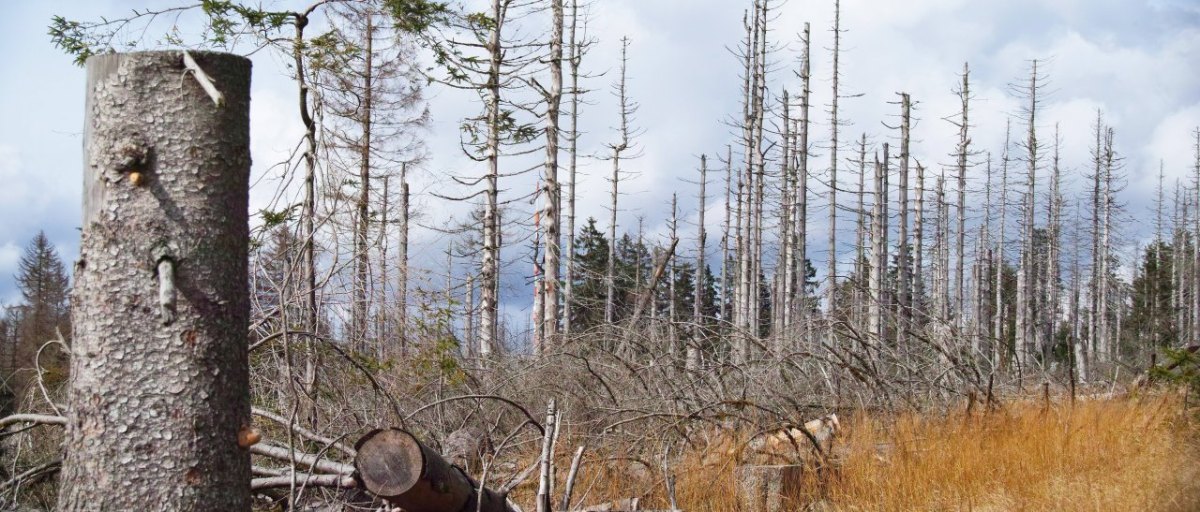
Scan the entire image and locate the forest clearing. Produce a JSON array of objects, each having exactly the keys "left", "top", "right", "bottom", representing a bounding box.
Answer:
[{"left": 1, "top": 0, "right": 1199, "bottom": 510}]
